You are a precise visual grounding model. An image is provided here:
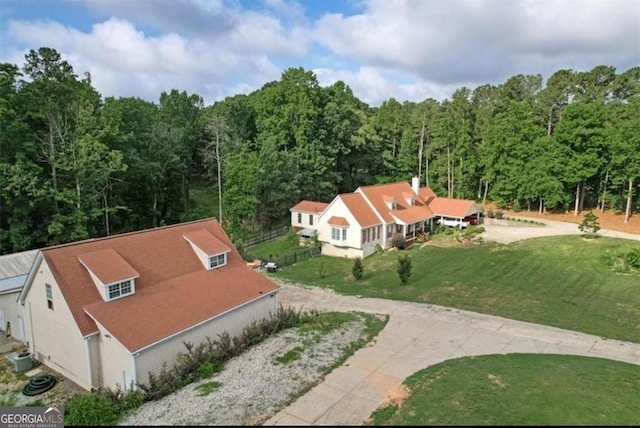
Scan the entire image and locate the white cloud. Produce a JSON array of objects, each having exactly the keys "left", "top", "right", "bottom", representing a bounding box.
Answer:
[
  {"left": 314, "top": 67, "right": 461, "bottom": 105},
  {"left": 4, "top": 2, "right": 306, "bottom": 103},
  {"left": 314, "top": 0, "right": 640, "bottom": 85}
]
